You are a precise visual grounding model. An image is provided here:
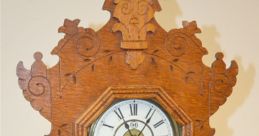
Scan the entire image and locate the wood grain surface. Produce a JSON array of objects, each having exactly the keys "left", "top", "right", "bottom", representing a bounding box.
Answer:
[{"left": 16, "top": 0, "right": 238, "bottom": 136}]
